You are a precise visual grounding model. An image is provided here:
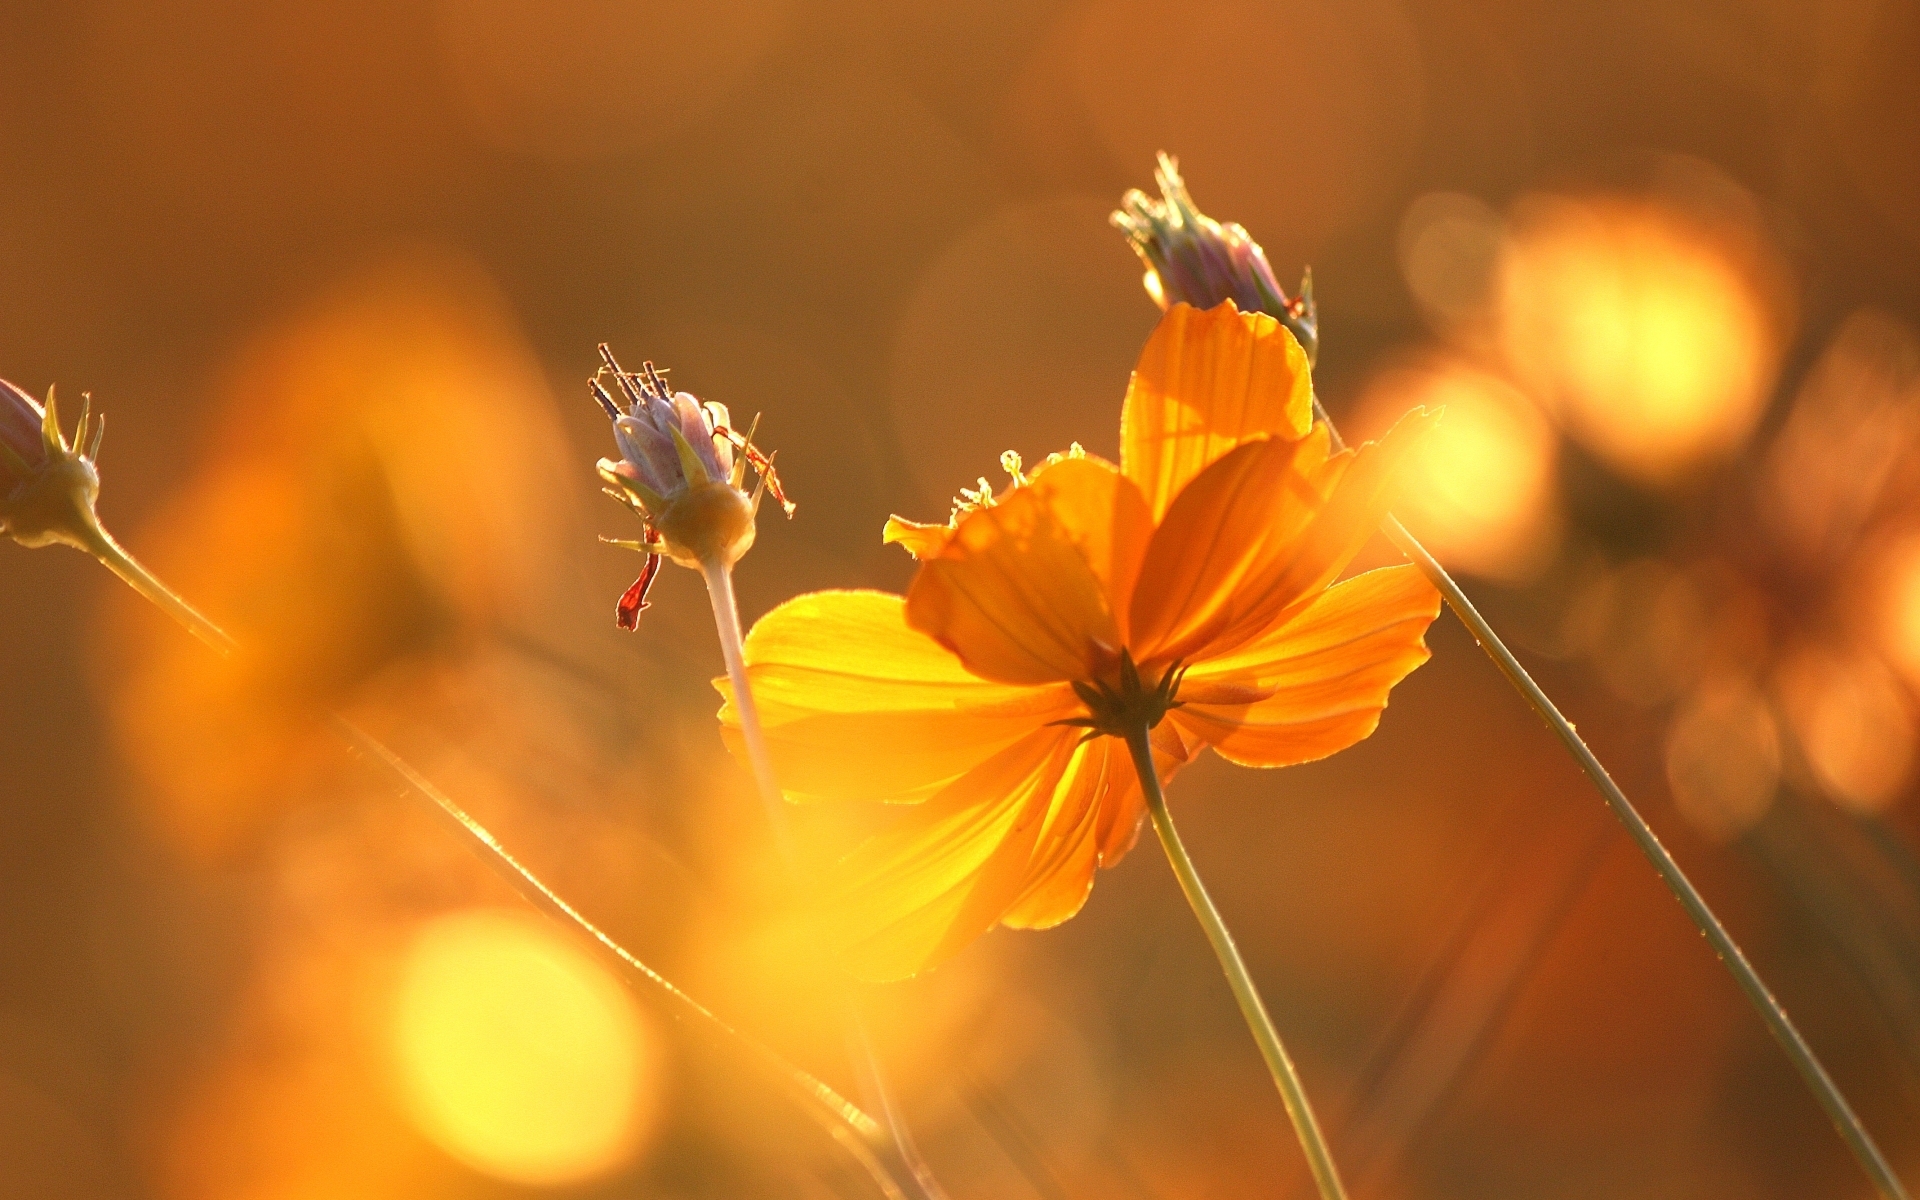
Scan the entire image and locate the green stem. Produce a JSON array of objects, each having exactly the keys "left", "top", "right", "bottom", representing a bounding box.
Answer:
[
  {"left": 699, "top": 557, "right": 950, "bottom": 1200},
  {"left": 1124, "top": 723, "right": 1348, "bottom": 1200},
  {"left": 73, "top": 531, "right": 910, "bottom": 1199},
  {"left": 1381, "top": 517, "right": 1910, "bottom": 1200}
]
